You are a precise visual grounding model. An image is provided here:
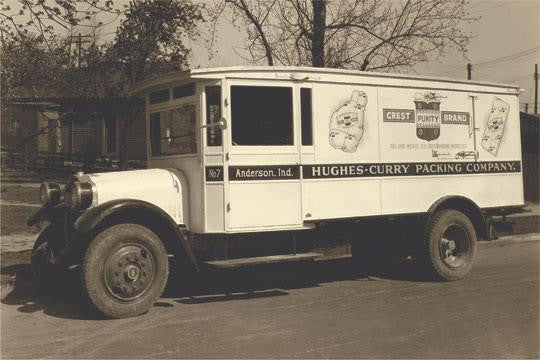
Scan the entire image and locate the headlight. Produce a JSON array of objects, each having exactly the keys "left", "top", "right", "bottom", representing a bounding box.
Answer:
[
  {"left": 39, "top": 182, "right": 61, "bottom": 206},
  {"left": 65, "top": 181, "right": 93, "bottom": 210}
]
